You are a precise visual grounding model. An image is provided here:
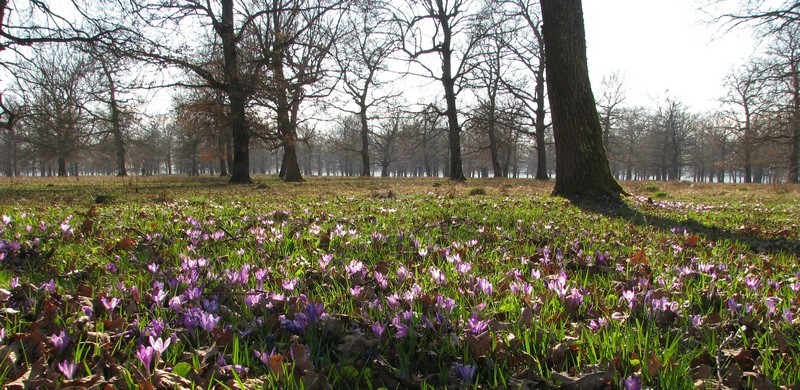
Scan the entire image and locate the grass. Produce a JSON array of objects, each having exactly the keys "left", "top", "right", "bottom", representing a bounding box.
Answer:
[{"left": 0, "top": 176, "right": 798, "bottom": 388}]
